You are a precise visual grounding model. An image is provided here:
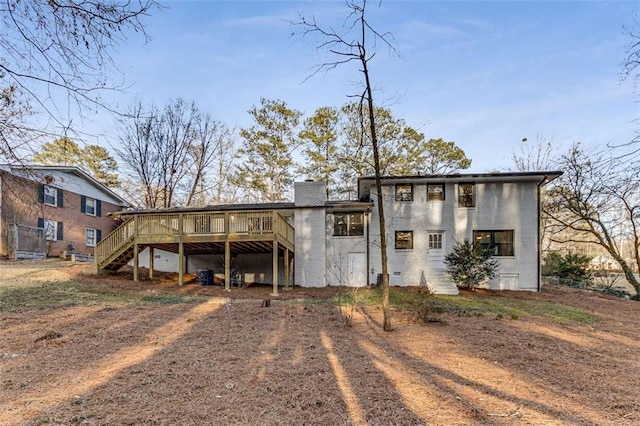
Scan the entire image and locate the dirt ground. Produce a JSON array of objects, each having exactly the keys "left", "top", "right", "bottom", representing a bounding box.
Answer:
[{"left": 1, "top": 260, "right": 640, "bottom": 425}]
